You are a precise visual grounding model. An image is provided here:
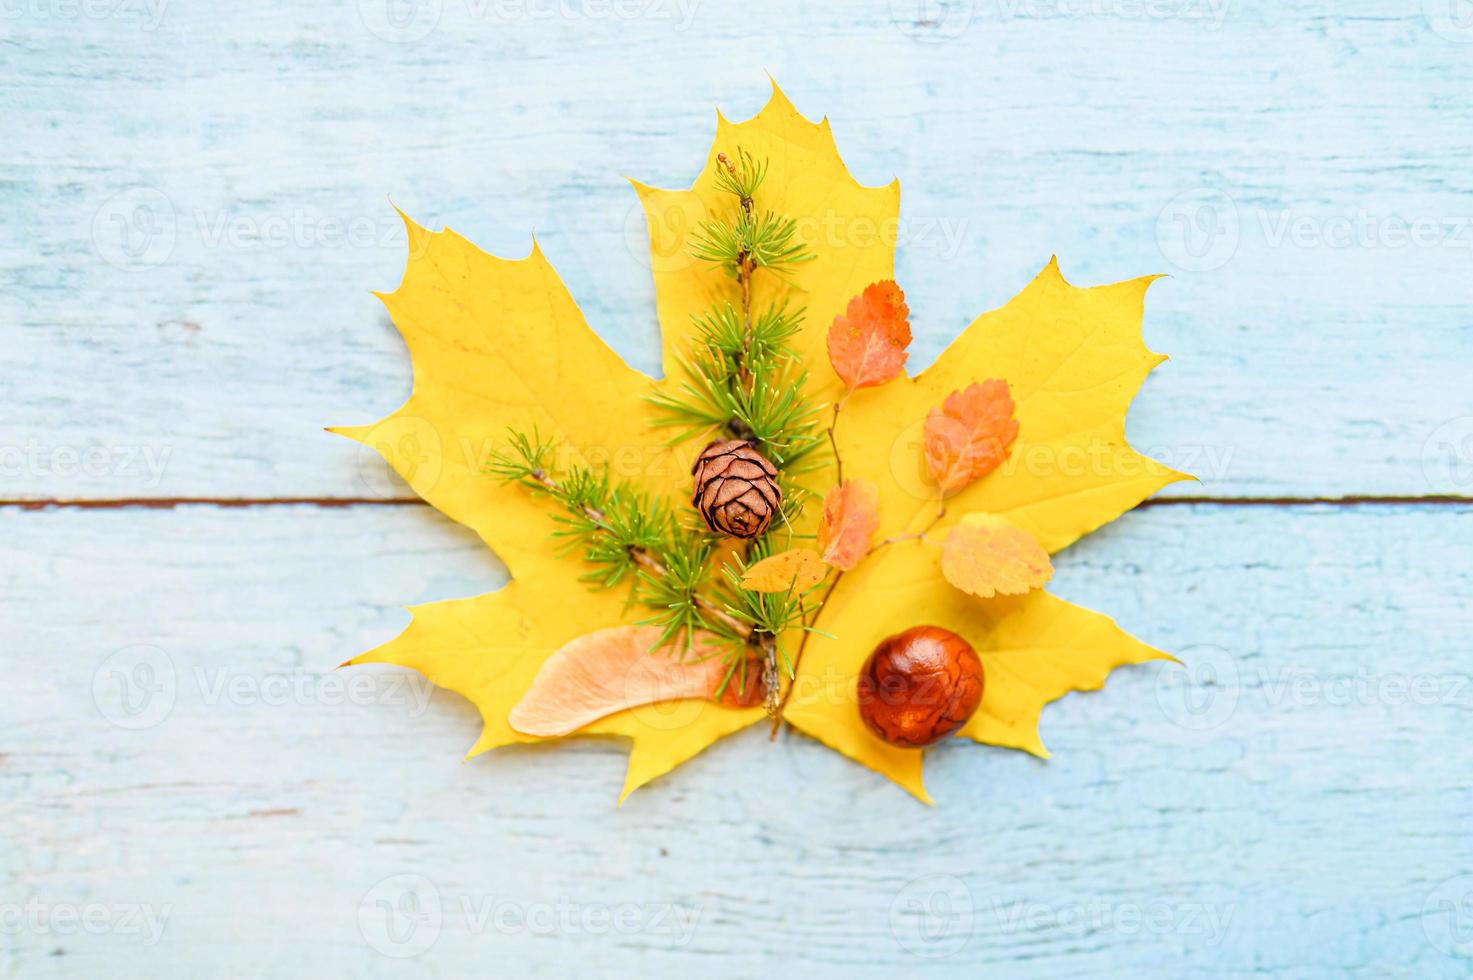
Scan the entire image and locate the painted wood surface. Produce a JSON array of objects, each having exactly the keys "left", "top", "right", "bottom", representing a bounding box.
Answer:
[
  {"left": 6, "top": 1, "right": 1473, "bottom": 976},
  {"left": 5, "top": 2, "right": 1473, "bottom": 500},
  {"left": 6, "top": 504, "right": 1473, "bottom": 977}
]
